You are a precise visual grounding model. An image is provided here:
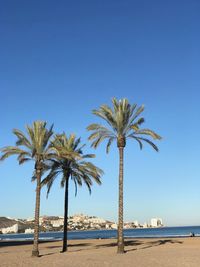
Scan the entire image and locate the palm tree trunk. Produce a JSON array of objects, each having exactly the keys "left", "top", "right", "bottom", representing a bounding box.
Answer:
[
  {"left": 32, "top": 167, "right": 41, "bottom": 257},
  {"left": 62, "top": 176, "right": 69, "bottom": 252},
  {"left": 117, "top": 147, "right": 124, "bottom": 253}
]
